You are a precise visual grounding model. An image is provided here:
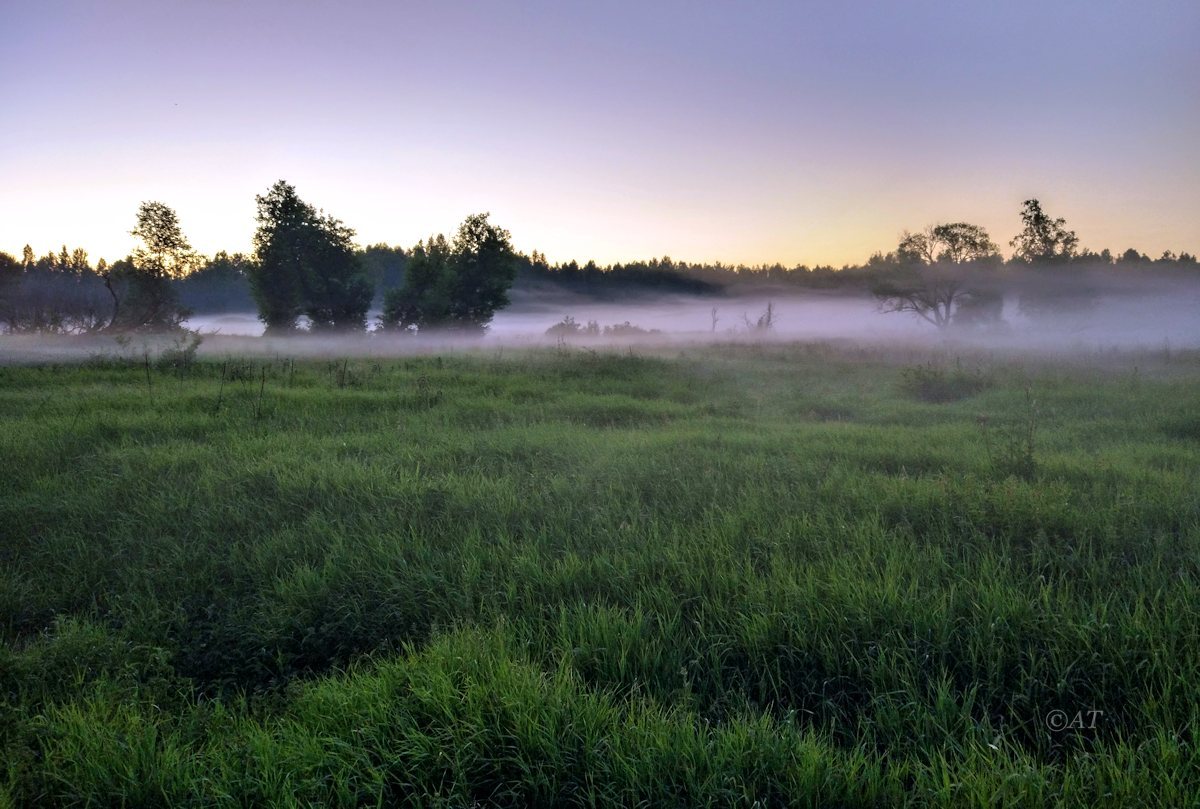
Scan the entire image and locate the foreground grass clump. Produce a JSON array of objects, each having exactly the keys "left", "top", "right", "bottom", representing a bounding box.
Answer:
[
  {"left": 1, "top": 342, "right": 1199, "bottom": 806},
  {"left": 898, "top": 360, "right": 992, "bottom": 403}
]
